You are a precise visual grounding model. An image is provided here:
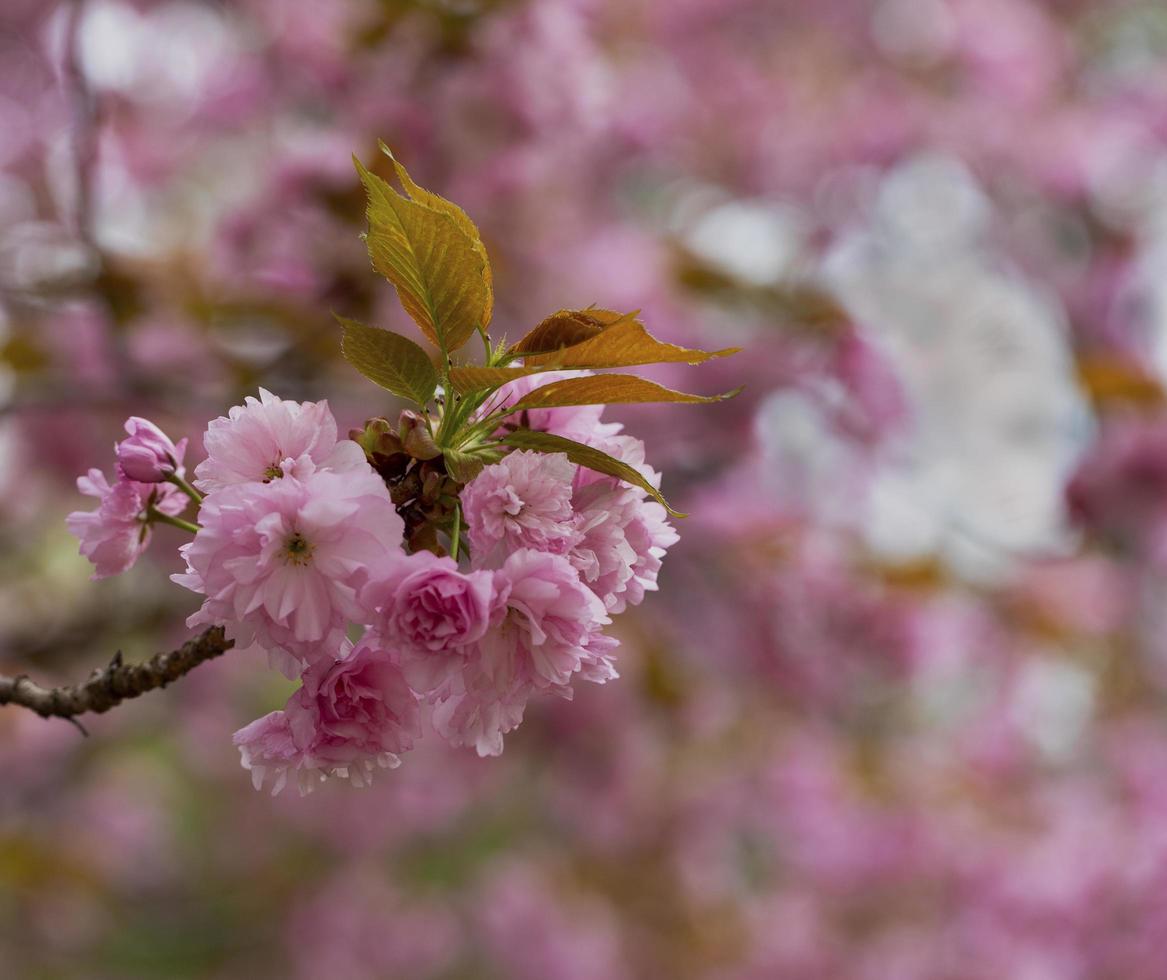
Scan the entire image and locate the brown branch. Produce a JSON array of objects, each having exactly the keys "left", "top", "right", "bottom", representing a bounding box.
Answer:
[{"left": 0, "top": 627, "right": 233, "bottom": 728}]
